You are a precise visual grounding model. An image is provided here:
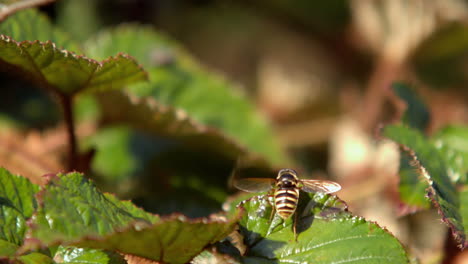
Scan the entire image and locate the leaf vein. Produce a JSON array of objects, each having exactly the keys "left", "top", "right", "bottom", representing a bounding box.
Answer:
[
  {"left": 330, "top": 255, "right": 400, "bottom": 264},
  {"left": 306, "top": 234, "right": 382, "bottom": 251}
]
